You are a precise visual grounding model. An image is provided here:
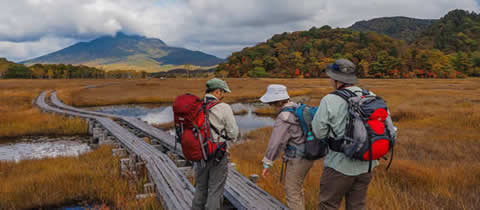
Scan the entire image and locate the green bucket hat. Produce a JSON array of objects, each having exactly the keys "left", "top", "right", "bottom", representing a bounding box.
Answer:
[
  {"left": 325, "top": 59, "right": 358, "bottom": 84},
  {"left": 206, "top": 78, "right": 231, "bottom": 93}
]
